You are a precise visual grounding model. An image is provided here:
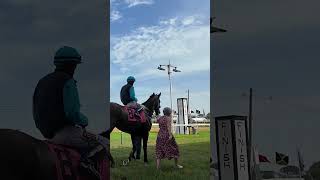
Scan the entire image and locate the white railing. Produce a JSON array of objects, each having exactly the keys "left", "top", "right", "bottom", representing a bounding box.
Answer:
[{"left": 152, "top": 123, "right": 210, "bottom": 127}]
